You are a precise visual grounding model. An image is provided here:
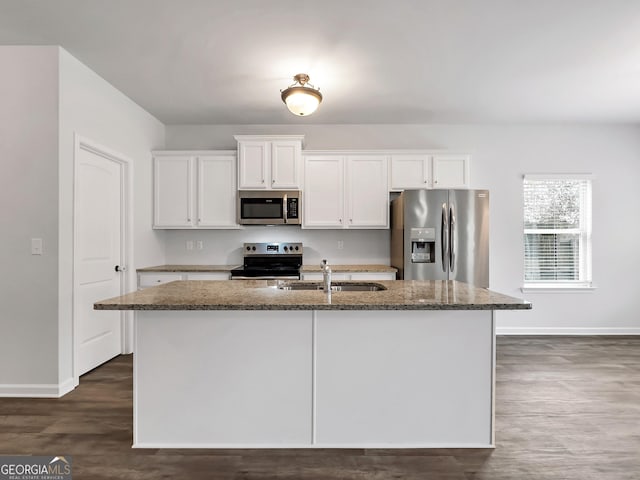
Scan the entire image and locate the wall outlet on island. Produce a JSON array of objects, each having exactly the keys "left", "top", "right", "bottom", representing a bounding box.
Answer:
[
  {"left": 186, "top": 240, "right": 194, "bottom": 251},
  {"left": 337, "top": 240, "right": 344, "bottom": 250},
  {"left": 197, "top": 240, "right": 204, "bottom": 250}
]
